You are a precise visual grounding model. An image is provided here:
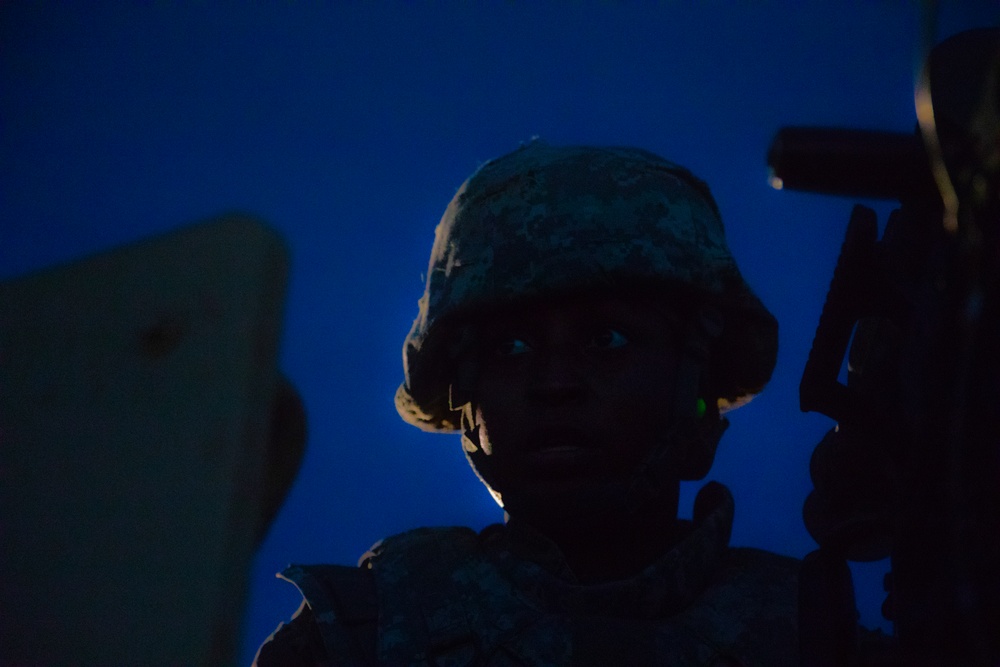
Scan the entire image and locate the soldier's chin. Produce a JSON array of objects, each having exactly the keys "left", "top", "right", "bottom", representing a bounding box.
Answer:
[{"left": 501, "top": 478, "right": 630, "bottom": 528}]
